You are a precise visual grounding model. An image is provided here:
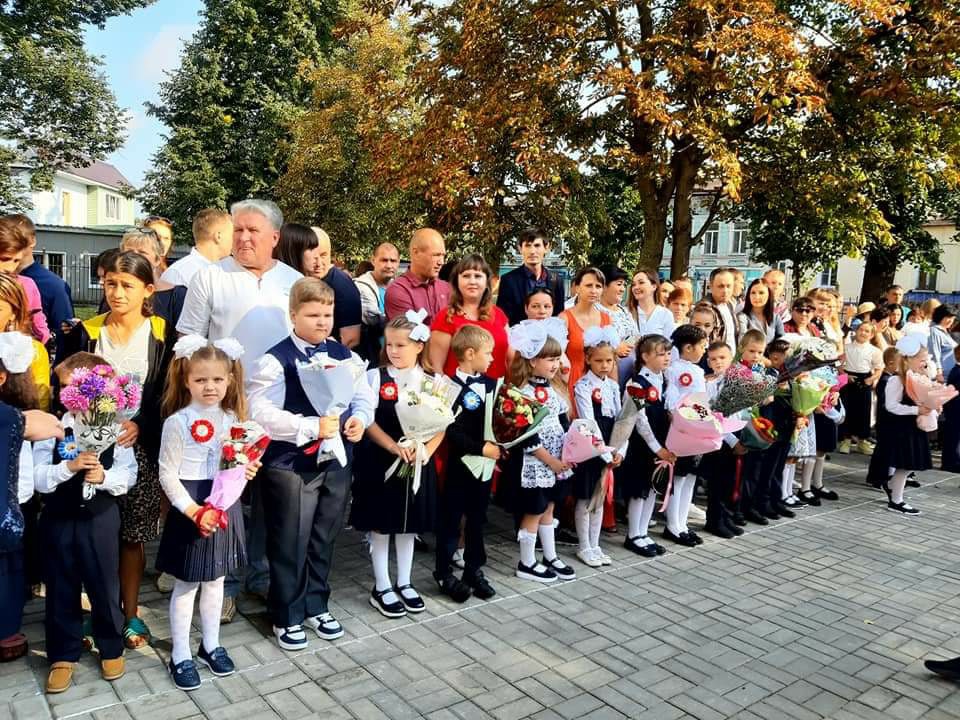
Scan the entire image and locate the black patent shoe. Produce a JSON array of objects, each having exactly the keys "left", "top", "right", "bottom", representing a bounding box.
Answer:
[
  {"left": 663, "top": 528, "right": 698, "bottom": 547},
  {"left": 775, "top": 502, "right": 796, "bottom": 519},
  {"left": 434, "top": 573, "right": 471, "bottom": 603},
  {"left": 797, "top": 490, "right": 821, "bottom": 507},
  {"left": 395, "top": 584, "right": 425, "bottom": 613},
  {"left": 925, "top": 656, "right": 960, "bottom": 680},
  {"left": 887, "top": 501, "right": 920, "bottom": 515},
  {"left": 652, "top": 542, "right": 667, "bottom": 555},
  {"left": 743, "top": 509, "right": 769, "bottom": 525},
  {"left": 906, "top": 472, "right": 921, "bottom": 488},
  {"left": 369, "top": 587, "right": 406, "bottom": 618},
  {"left": 688, "top": 530, "right": 704, "bottom": 545},
  {"left": 463, "top": 570, "right": 496, "bottom": 600},
  {"left": 813, "top": 487, "right": 839, "bottom": 501},
  {"left": 624, "top": 536, "right": 658, "bottom": 557}
]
